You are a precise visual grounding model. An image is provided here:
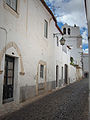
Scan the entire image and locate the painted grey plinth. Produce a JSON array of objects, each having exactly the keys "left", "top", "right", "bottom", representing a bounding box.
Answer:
[
  {"left": 13, "top": 58, "right": 20, "bottom": 104},
  {"left": 0, "top": 74, "right": 3, "bottom": 105}
]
